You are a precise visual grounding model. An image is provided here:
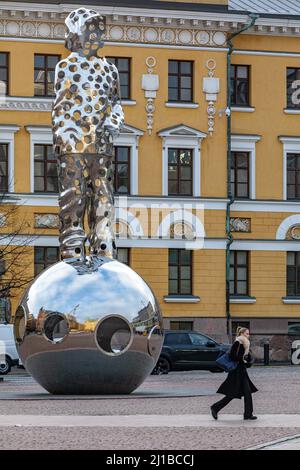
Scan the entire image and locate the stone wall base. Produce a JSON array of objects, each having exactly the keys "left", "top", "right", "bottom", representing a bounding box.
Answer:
[{"left": 163, "top": 316, "right": 300, "bottom": 363}]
